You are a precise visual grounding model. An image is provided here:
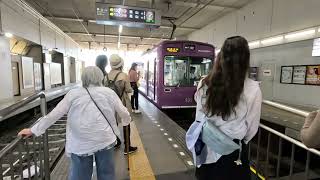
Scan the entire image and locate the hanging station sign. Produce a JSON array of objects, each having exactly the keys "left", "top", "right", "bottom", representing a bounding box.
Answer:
[{"left": 96, "top": 3, "right": 161, "bottom": 28}]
